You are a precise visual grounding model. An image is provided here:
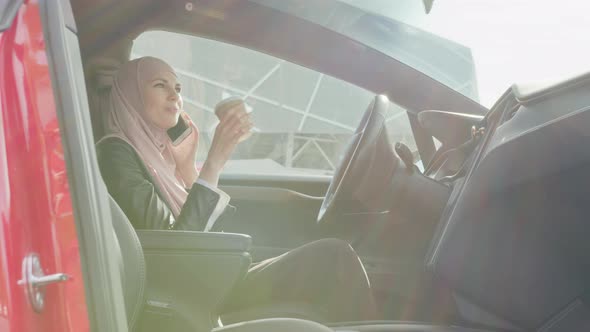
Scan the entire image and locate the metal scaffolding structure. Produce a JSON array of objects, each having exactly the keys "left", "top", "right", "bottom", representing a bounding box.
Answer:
[{"left": 170, "top": 63, "right": 358, "bottom": 172}]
